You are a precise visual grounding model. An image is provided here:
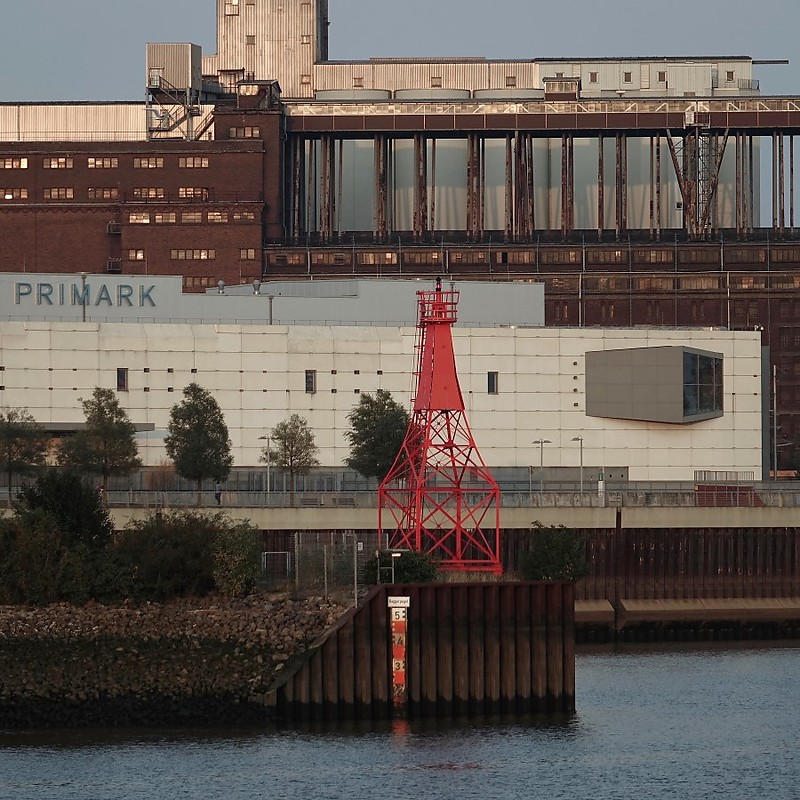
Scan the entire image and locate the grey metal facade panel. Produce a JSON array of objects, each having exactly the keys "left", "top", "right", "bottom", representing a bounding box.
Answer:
[
  {"left": 0, "top": 104, "right": 149, "bottom": 142},
  {"left": 586, "top": 346, "right": 723, "bottom": 425},
  {"left": 147, "top": 43, "right": 202, "bottom": 92},
  {"left": 586, "top": 346, "right": 683, "bottom": 423},
  {"left": 0, "top": 103, "right": 220, "bottom": 143}
]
